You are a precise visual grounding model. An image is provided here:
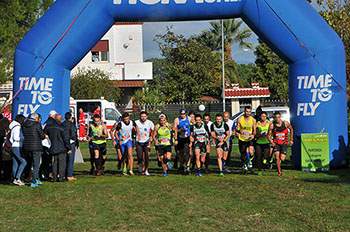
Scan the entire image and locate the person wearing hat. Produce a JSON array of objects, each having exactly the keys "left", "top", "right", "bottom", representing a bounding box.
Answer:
[
  {"left": 173, "top": 108, "right": 191, "bottom": 174},
  {"left": 40, "top": 110, "right": 58, "bottom": 180}
]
